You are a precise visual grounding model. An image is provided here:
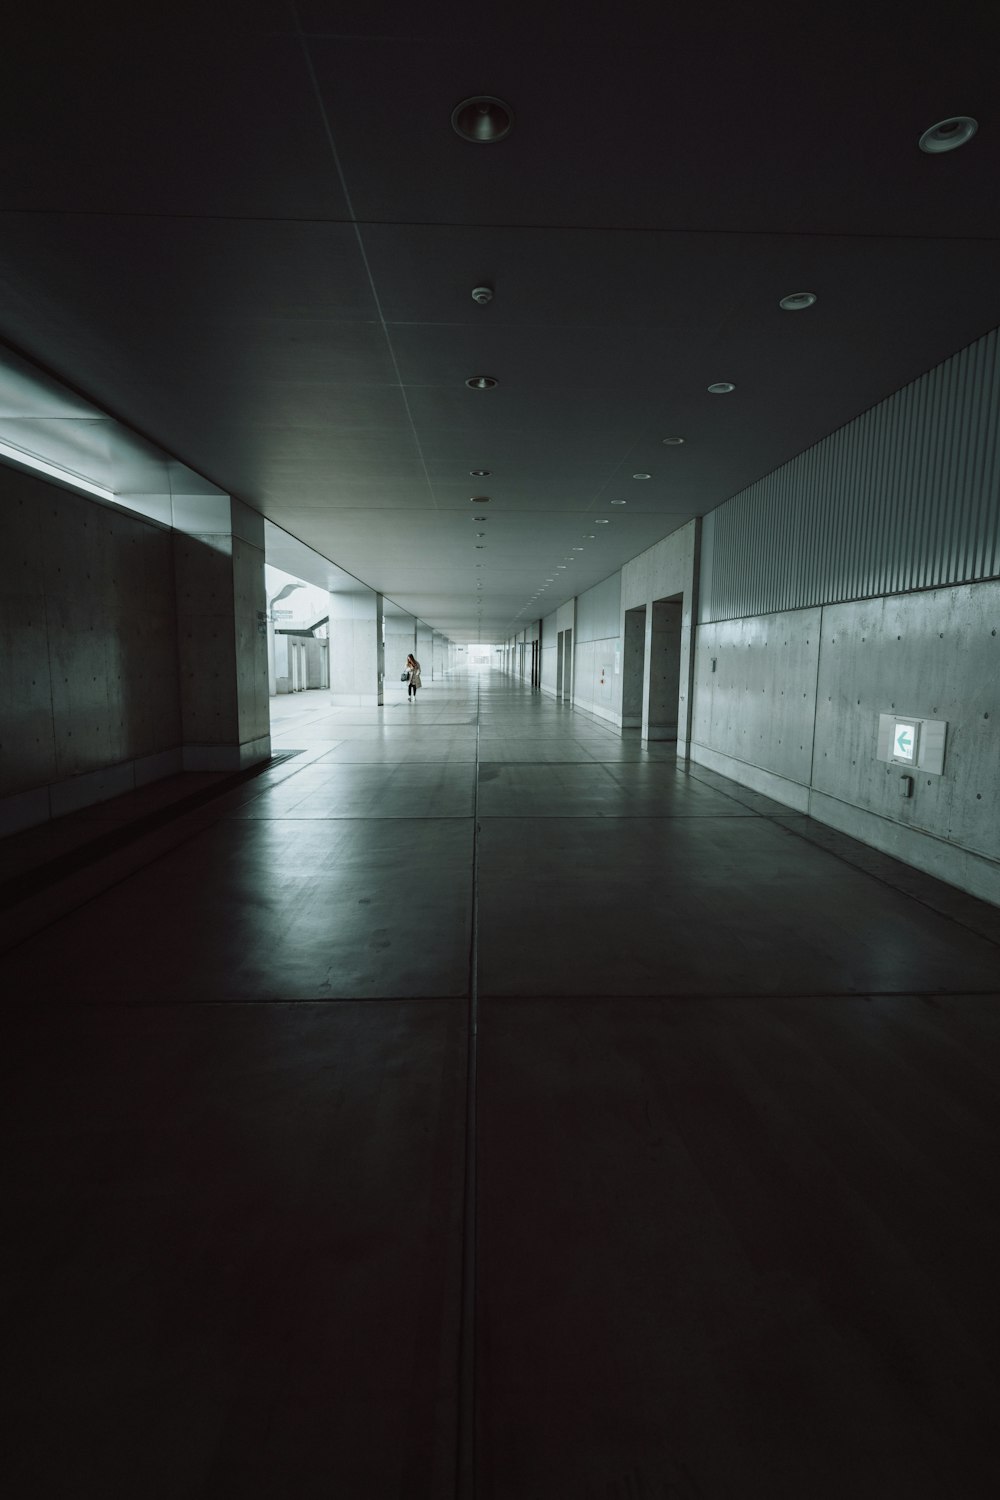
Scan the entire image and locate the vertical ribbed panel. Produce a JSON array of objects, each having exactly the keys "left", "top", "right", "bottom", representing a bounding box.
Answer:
[{"left": 699, "top": 328, "right": 1000, "bottom": 623}]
